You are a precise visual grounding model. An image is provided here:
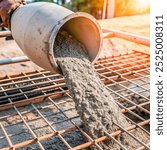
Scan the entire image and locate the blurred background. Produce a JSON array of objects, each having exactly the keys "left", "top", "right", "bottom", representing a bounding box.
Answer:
[
  {"left": 27, "top": 0, "right": 150, "bottom": 19},
  {"left": 0, "top": 0, "right": 150, "bottom": 75}
]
